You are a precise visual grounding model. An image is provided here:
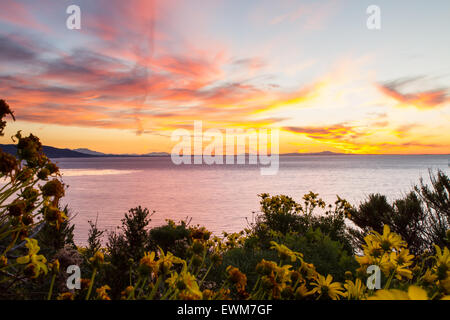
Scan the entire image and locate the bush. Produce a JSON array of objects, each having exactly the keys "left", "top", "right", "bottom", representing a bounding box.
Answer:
[
  {"left": 415, "top": 169, "right": 450, "bottom": 250},
  {"left": 215, "top": 228, "right": 357, "bottom": 289},
  {"left": 149, "top": 220, "right": 190, "bottom": 256},
  {"left": 281, "top": 229, "right": 358, "bottom": 282},
  {"left": 348, "top": 170, "right": 449, "bottom": 254},
  {"left": 36, "top": 206, "right": 76, "bottom": 258},
  {"left": 99, "top": 206, "right": 153, "bottom": 298},
  {"left": 248, "top": 192, "right": 356, "bottom": 255}
]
